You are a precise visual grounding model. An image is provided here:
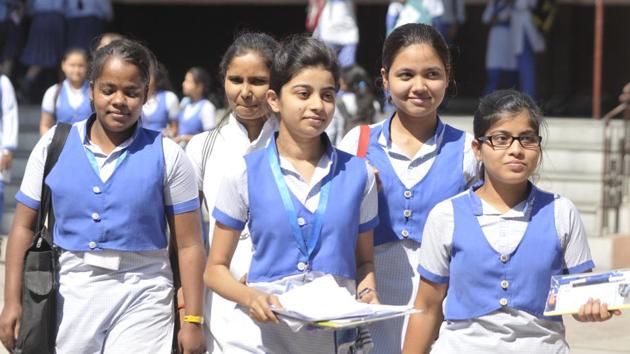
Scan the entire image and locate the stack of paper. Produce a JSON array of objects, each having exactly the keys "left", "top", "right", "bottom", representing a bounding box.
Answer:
[{"left": 272, "top": 275, "right": 421, "bottom": 330}]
